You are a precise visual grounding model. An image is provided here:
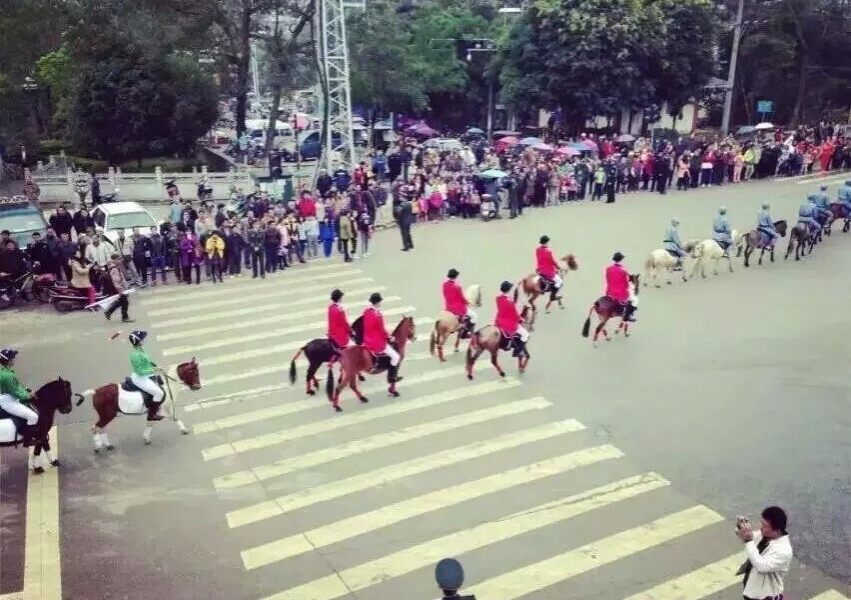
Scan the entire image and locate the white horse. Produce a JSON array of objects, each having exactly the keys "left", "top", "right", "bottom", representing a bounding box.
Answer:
[
  {"left": 644, "top": 240, "right": 698, "bottom": 287},
  {"left": 690, "top": 229, "right": 742, "bottom": 278}
]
